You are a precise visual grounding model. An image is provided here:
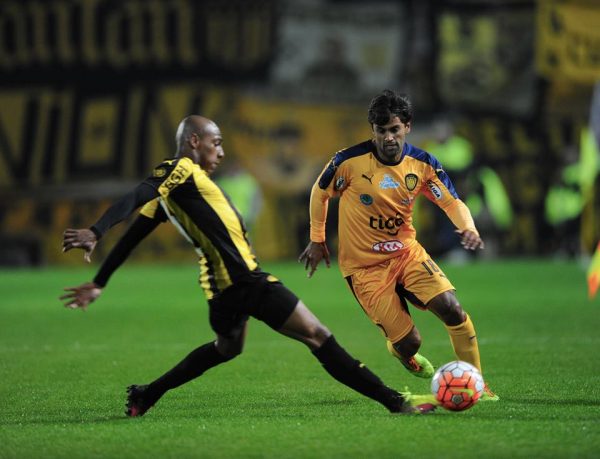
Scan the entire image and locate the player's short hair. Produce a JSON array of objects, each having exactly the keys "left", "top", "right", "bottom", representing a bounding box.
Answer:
[{"left": 367, "top": 90, "right": 413, "bottom": 126}]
